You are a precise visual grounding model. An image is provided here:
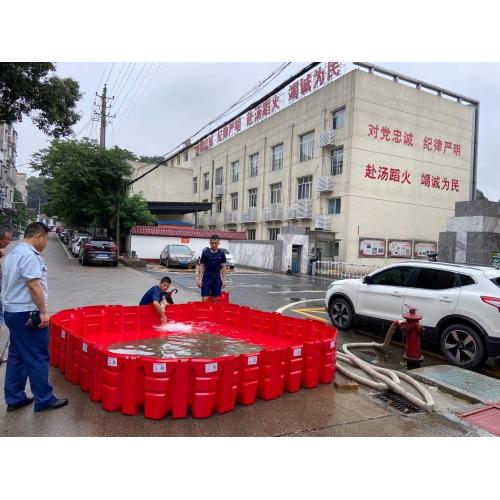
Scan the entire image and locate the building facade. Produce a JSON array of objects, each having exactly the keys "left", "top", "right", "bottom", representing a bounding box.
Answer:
[
  {"left": 0, "top": 122, "right": 19, "bottom": 211},
  {"left": 172, "top": 64, "right": 477, "bottom": 264}
]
